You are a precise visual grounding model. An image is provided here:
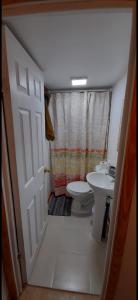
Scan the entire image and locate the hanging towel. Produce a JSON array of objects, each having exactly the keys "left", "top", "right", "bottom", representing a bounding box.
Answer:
[
  {"left": 44, "top": 86, "right": 55, "bottom": 141},
  {"left": 45, "top": 102, "right": 55, "bottom": 141},
  {"left": 44, "top": 86, "right": 51, "bottom": 105}
]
